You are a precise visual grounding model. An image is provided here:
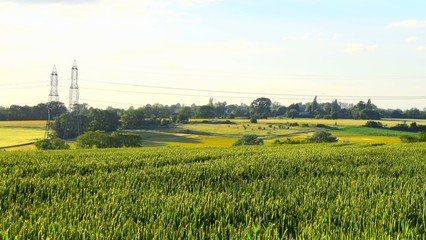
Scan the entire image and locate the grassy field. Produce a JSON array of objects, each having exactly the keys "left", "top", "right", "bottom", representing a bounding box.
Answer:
[
  {"left": 130, "top": 118, "right": 422, "bottom": 147},
  {"left": 0, "top": 121, "right": 45, "bottom": 150},
  {"left": 1, "top": 143, "right": 426, "bottom": 239},
  {"left": 0, "top": 118, "right": 424, "bottom": 149}
]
